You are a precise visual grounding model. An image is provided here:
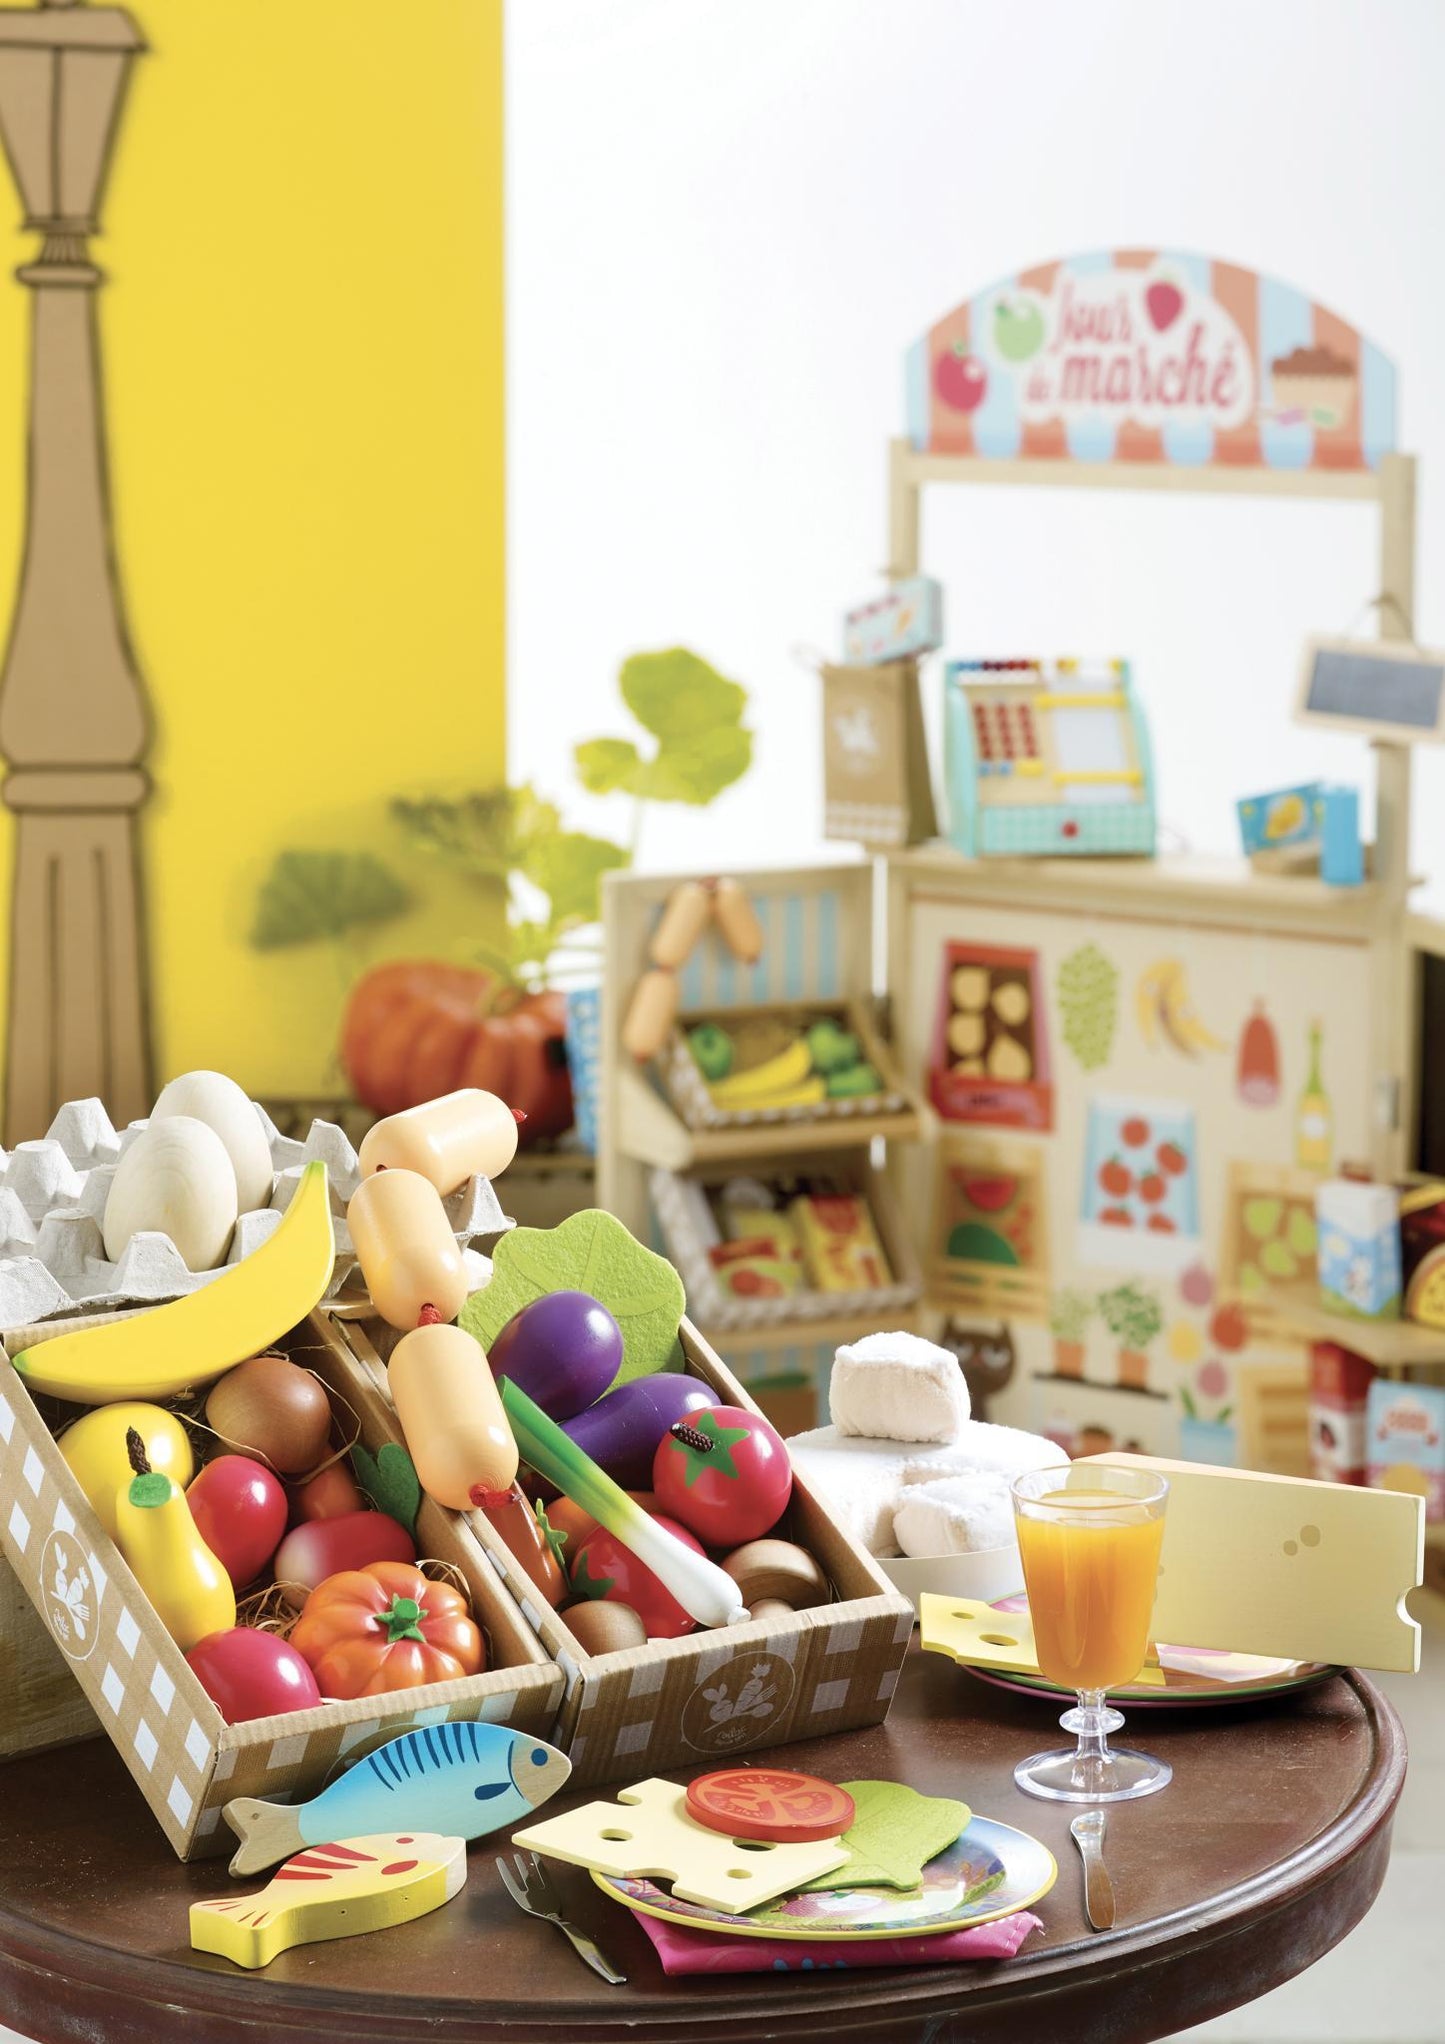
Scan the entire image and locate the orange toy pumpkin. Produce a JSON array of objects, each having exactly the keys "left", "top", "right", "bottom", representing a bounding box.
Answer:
[
  {"left": 289, "top": 1560, "right": 485, "bottom": 1699},
  {"left": 341, "top": 959, "right": 573, "bottom": 1136}
]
